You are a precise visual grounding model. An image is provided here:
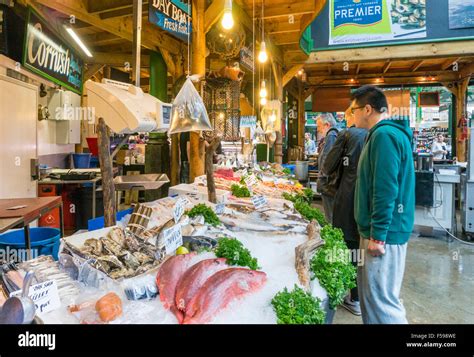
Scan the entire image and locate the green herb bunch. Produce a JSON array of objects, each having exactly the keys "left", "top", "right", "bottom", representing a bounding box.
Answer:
[
  {"left": 186, "top": 204, "right": 220, "bottom": 226},
  {"left": 271, "top": 285, "right": 326, "bottom": 324},
  {"left": 293, "top": 200, "right": 328, "bottom": 227},
  {"left": 282, "top": 168, "right": 292, "bottom": 175},
  {"left": 230, "top": 184, "right": 251, "bottom": 198},
  {"left": 215, "top": 237, "right": 259, "bottom": 270},
  {"left": 310, "top": 225, "right": 357, "bottom": 309},
  {"left": 282, "top": 188, "right": 314, "bottom": 204}
]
